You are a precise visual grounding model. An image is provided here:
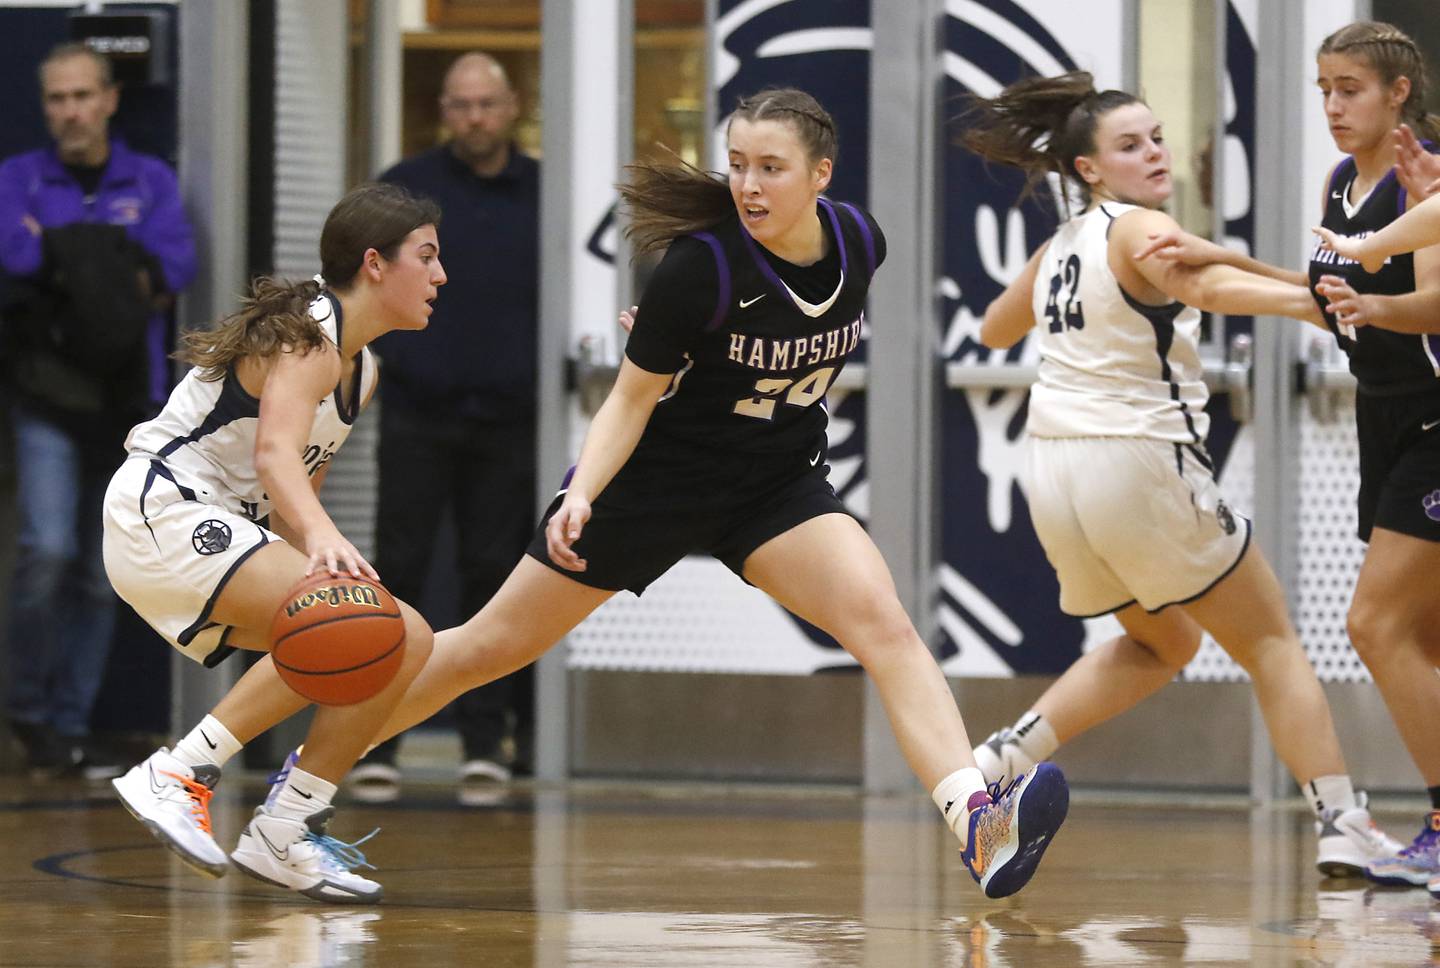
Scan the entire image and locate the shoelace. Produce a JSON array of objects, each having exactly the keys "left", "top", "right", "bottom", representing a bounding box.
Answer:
[
  {"left": 306, "top": 827, "right": 381, "bottom": 873},
  {"left": 986, "top": 774, "right": 1024, "bottom": 805},
  {"left": 160, "top": 770, "right": 214, "bottom": 834},
  {"left": 1399, "top": 827, "right": 1440, "bottom": 859}
]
